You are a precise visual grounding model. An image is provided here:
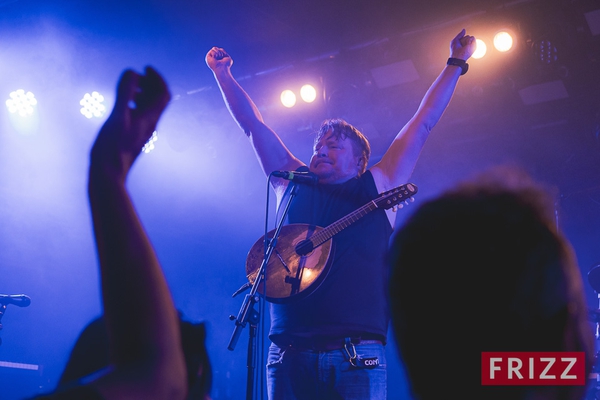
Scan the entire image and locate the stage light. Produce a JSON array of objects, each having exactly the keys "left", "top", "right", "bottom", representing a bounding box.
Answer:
[
  {"left": 6, "top": 90, "right": 37, "bottom": 117},
  {"left": 534, "top": 39, "right": 558, "bottom": 65},
  {"left": 80, "top": 91, "right": 106, "bottom": 119},
  {"left": 142, "top": 131, "right": 158, "bottom": 153},
  {"left": 280, "top": 89, "right": 296, "bottom": 108},
  {"left": 472, "top": 39, "right": 487, "bottom": 59},
  {"left": 300, "top": 84, "right": 317, "bottom": 103},
  {"left": 494, "top": 31, "right": 514, "bottom": 52}
]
